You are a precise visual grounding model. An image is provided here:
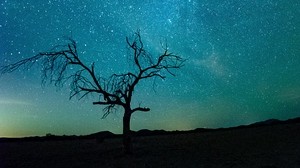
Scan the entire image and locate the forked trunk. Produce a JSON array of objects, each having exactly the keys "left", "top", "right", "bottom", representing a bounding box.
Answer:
[{"left": 123, "top": 110, "right": 132, "bottom": 154}]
